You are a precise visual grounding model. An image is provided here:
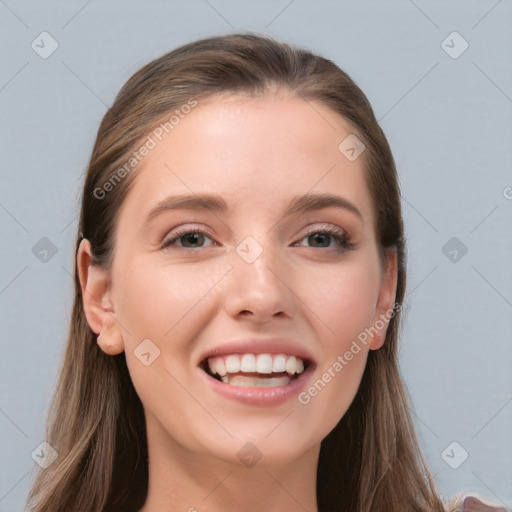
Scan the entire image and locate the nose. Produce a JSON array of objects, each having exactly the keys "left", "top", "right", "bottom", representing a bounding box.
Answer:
[{"left": 223, "top": 243, "right": 296, "bottom": 323}]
